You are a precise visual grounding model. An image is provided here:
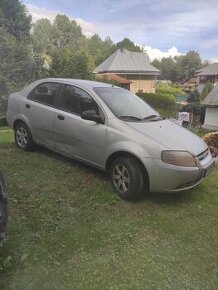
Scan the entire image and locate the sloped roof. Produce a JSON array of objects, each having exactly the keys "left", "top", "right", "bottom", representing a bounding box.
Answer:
[
  {"left": 96, "top": 73, "right": 131, "bottom": 84},
  {"left": 201, "top": 84, "right": 218, "bottom": 106},
  {"left": 93, "top": 48, "right": 160, "bottom": 75},
  {"left": 197, "top": 83, "right": 205, "bottom": 94},
  {"left": 196, "top": 63, "right": 218, "bottom": 76}
]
